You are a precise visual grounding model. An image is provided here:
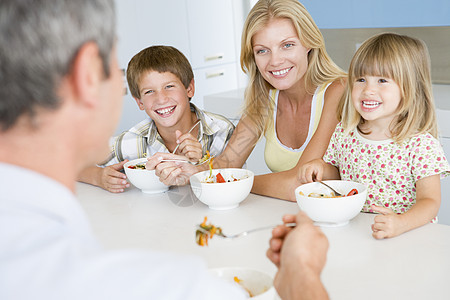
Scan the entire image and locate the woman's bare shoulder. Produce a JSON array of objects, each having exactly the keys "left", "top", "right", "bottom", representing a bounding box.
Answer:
[
  {"left": 321, "top": 78, "right": 346, "bottom": 109},
  {"left": 325, "top": 78, "right": 347, "bottom": 99}
]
